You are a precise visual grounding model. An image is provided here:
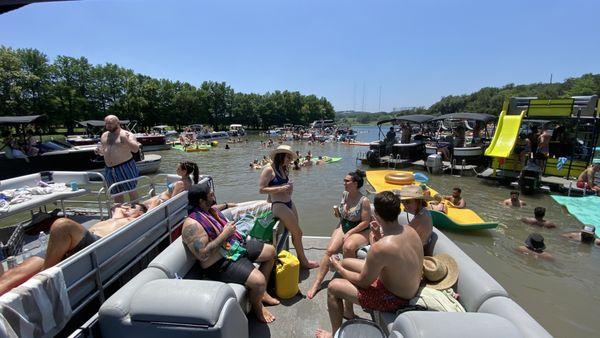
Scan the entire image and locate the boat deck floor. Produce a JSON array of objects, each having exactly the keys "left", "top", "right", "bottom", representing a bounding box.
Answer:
[{"left": 249, "top": 236, "right": 370, "bottom": 338}]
